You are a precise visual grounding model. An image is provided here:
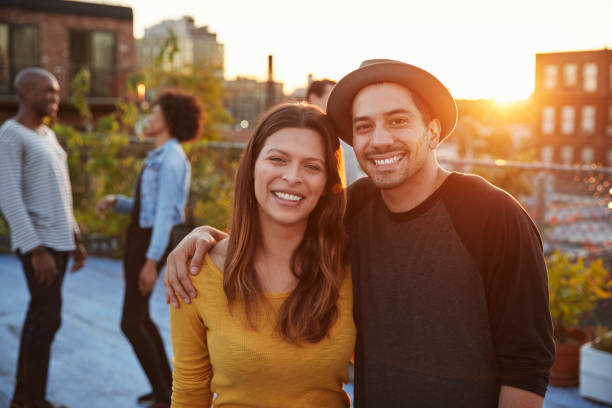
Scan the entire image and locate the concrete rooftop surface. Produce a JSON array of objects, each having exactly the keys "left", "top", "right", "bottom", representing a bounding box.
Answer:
[{"left": 0, "top": 254, "right": 609, "bottom": 407}]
